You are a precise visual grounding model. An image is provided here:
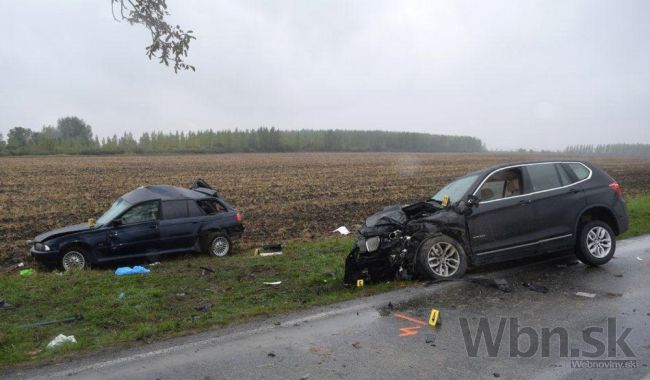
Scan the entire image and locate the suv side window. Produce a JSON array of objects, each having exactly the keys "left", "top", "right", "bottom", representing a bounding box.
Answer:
[
  {"left": 555, "top": 164, "right": 572, "bottom": 186},
  {"left": 162, "top": 200, "right": 189, "bottom": 219},
  {"left": 478, "top": 168, "right": 524, "bottom": 201},
  {"left": 526, "top": 163, "right": 562, "bottom": 192},
  {"left": 121, "top": 201, "right": 160, "bottom": 224},
  {"left": 564, "top": 163, "right": 590, "bottom": 181}
]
